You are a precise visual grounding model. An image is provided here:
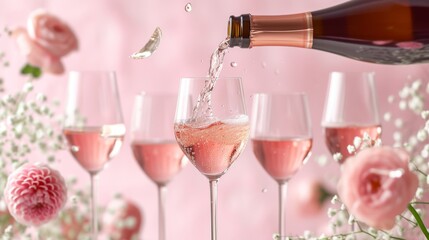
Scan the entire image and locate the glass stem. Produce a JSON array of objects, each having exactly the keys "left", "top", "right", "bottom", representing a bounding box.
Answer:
[
  {"left": 278, "top": 181, "right": 288, "bottom": 240},
  {"left": 158, "top": 184, "right": 167, "bottom": 240},
  {"left": 209, "top": 179, "right": 219, "bottom": 240},
  {"left": 90, "top": 173, "right": 98, "bottom": 240}
]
